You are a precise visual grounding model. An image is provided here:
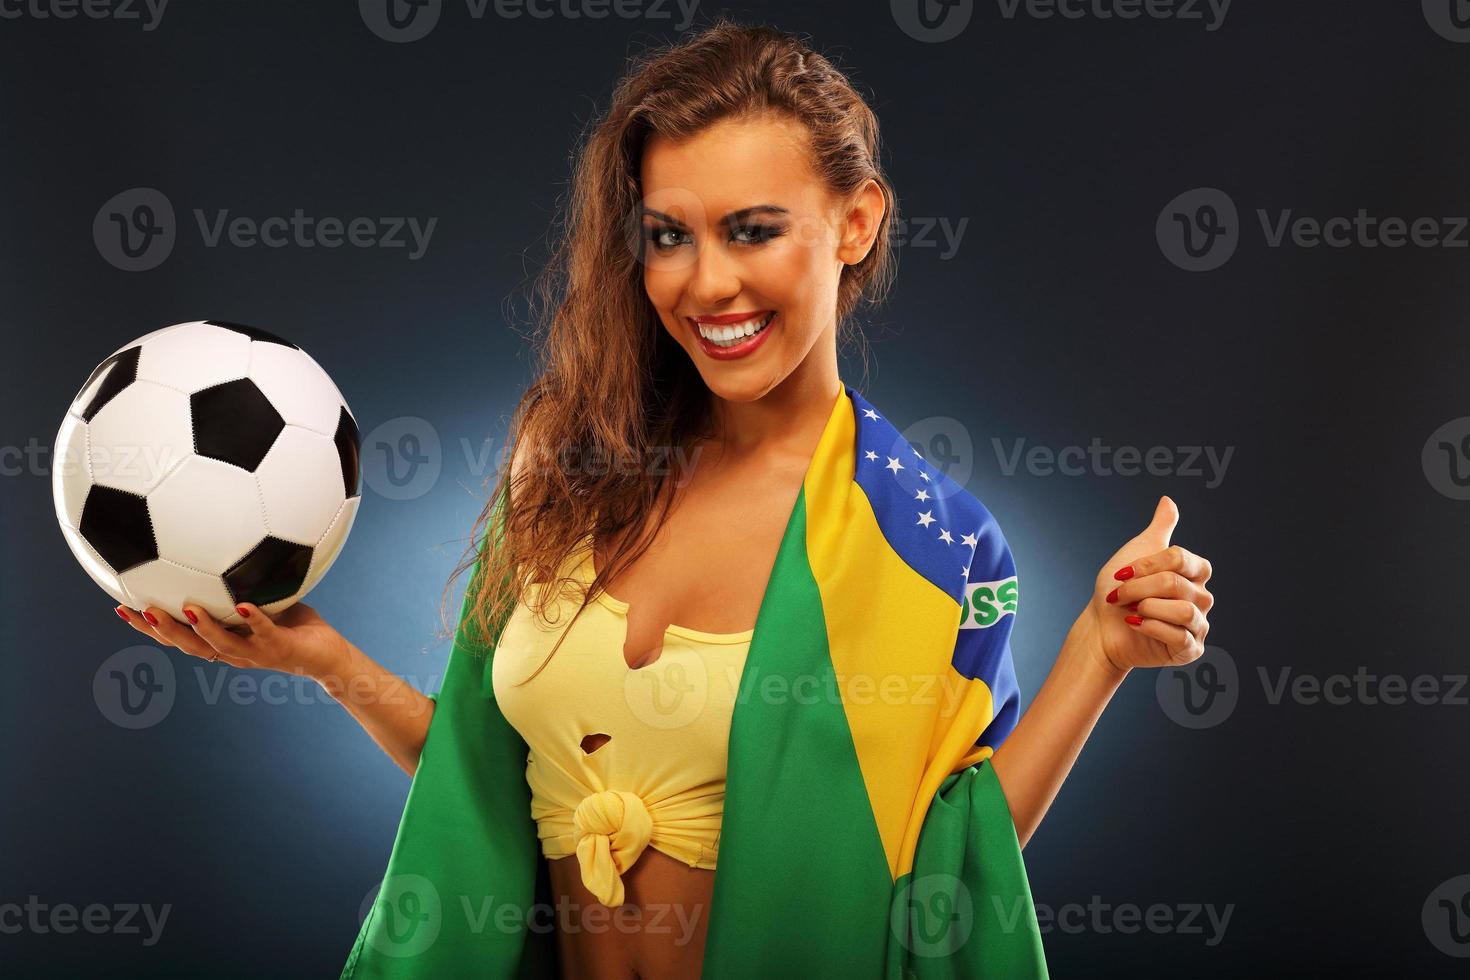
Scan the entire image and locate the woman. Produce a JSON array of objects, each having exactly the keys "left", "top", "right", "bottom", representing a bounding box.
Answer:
[{"left": 116, "top": 18, "right": 1214, "bottom": 980}]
